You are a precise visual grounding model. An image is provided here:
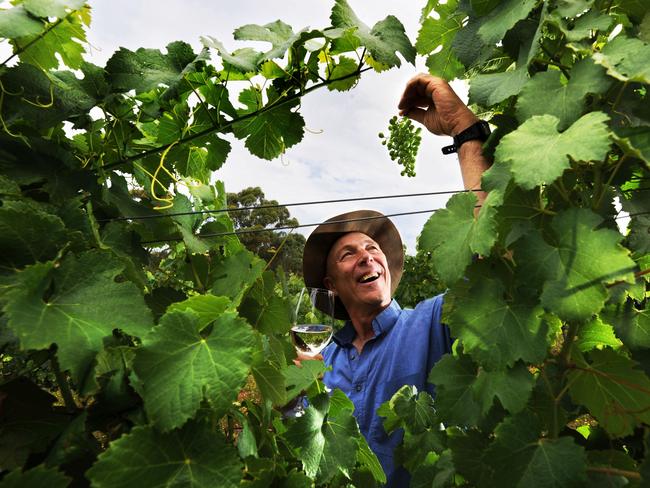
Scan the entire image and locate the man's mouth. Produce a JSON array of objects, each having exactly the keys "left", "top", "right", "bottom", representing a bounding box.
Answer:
[{"left": 358, "top": 272, "right": 380, "bottom": 284}]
